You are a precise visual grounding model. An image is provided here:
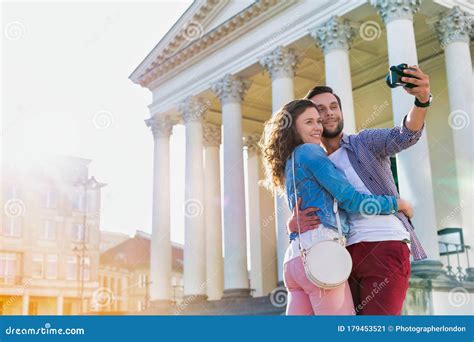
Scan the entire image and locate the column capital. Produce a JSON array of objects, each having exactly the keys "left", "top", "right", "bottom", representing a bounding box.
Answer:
[
  {"left": 203, "top": 122, "right": 221, "bottom": 147},
  {"left": 177, "top": 96, "right": 210, "bottom": 124},
  {"left": 211, "top": 74, "right": 252, "bottom": 105},
  {"left": 145, "top": 116, "right": 173, "bottom": 138},
  {"left": 434, "top": 6, "right": 473, "bottom": 48},
  {"left": 259, "top": 46, "right": 301, "bottom": 80},
  {"left": 371, "top": 0, "right": 420, "bottom": 24},
  {"left": 243, "top": 133, "right": 261, "bottom": 157},
  {"left": 310, "top": 16, "right": 354, "bottom": 54}
]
